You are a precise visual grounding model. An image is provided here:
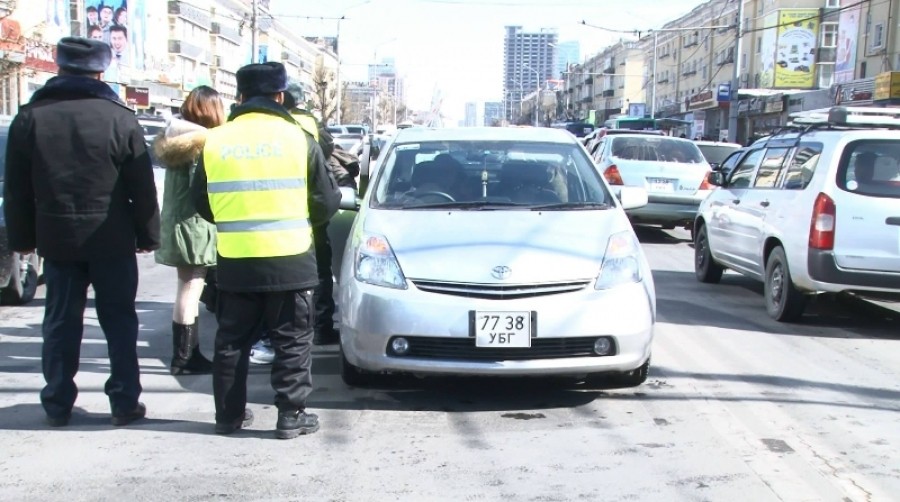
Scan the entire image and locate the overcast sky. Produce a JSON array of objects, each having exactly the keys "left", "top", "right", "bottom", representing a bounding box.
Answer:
[{"left": 271, "top": 0, "right": 706, "bottom": 123}]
